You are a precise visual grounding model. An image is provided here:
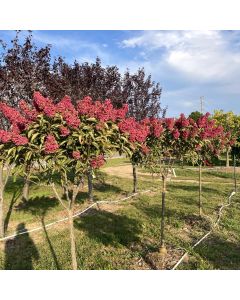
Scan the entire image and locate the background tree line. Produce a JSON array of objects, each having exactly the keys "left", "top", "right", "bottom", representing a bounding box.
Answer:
[{"left": 0, "top": 31, "right": 165, "bottom": 127}]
